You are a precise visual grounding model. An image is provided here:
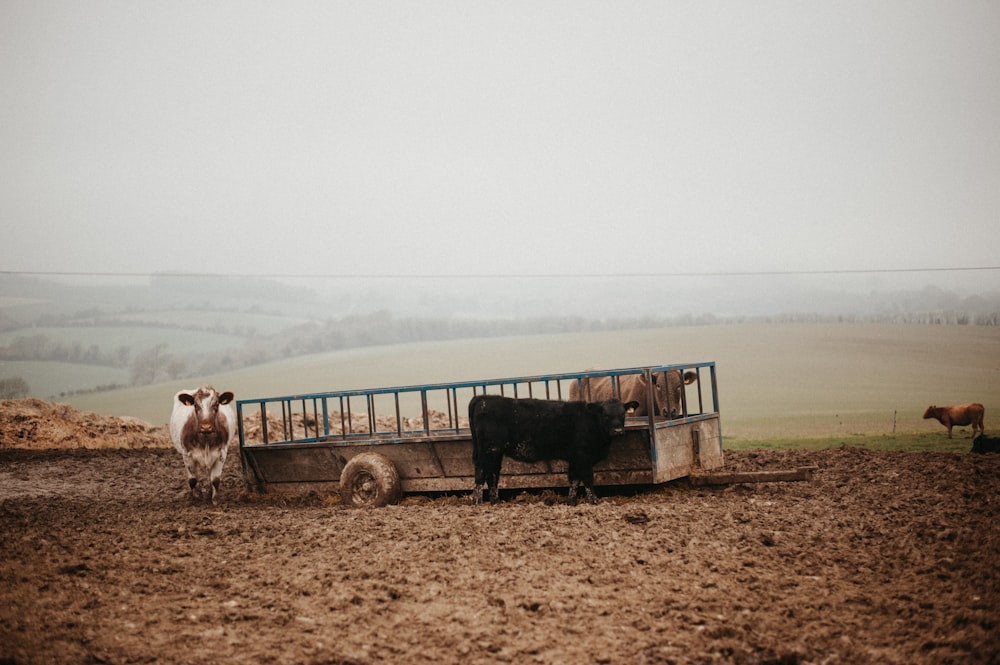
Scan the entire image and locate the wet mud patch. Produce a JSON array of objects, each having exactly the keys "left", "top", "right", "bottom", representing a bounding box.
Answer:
[{"left": 1, "top": 445, "right": 998, "bottom": 664}]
